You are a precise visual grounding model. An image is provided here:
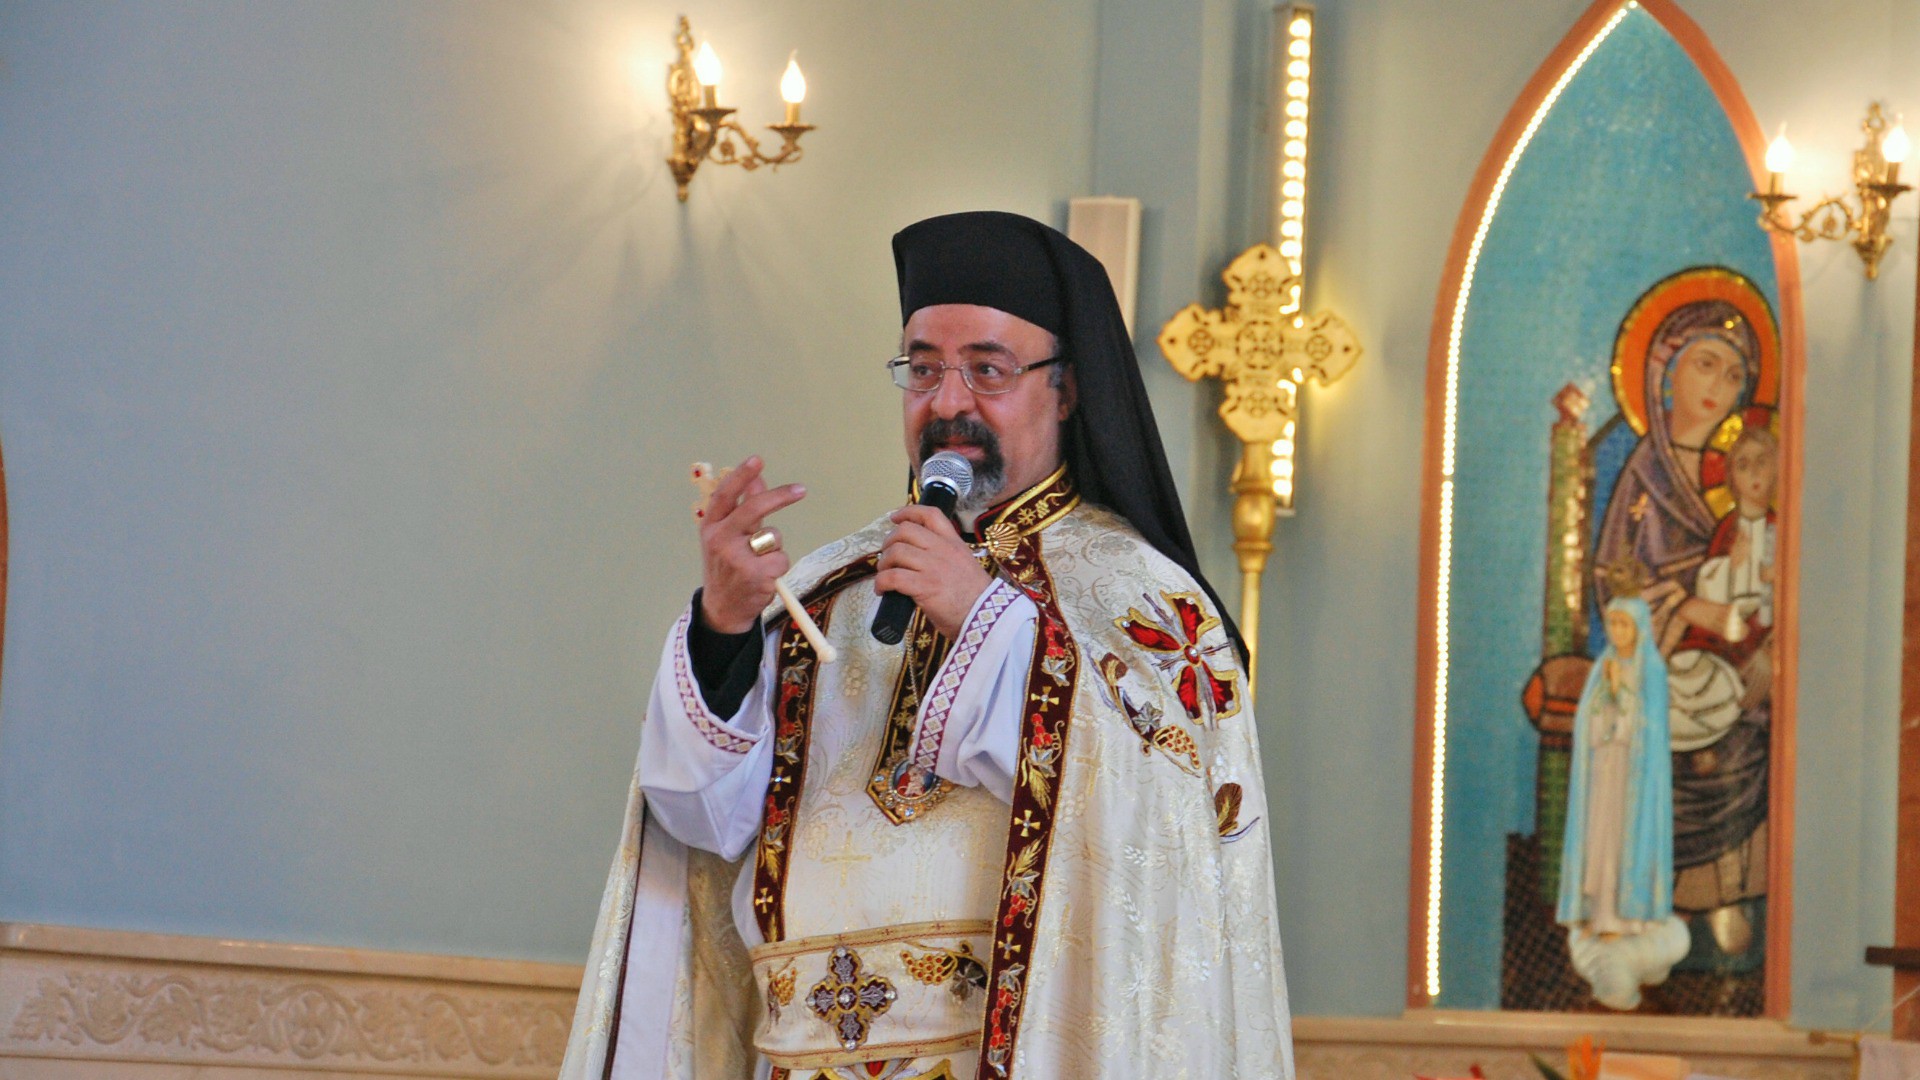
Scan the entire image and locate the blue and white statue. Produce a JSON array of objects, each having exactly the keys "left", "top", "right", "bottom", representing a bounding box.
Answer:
[{"left": 1557, "top": 592, "right": 1689, "bottom": 1010}]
